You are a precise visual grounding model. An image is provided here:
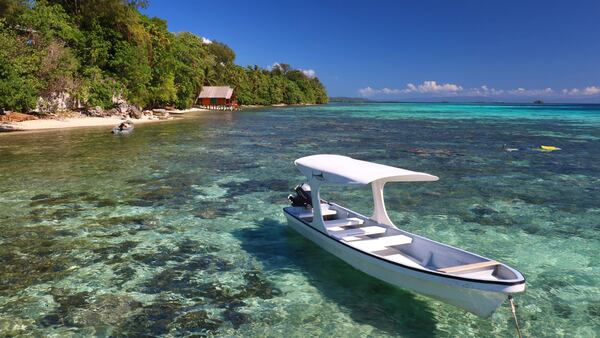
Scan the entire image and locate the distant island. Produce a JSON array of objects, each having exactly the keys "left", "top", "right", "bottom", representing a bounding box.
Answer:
[
  {"left": 329, "top": 97, "right": 372, "bottom": 103},
  {"left": 0, "top": 1, "right": 327, "bottom": 117}
]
